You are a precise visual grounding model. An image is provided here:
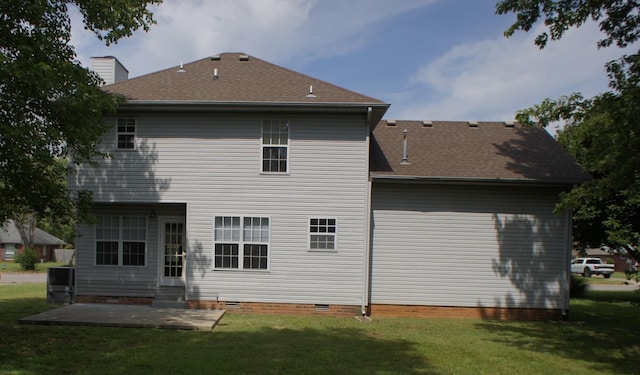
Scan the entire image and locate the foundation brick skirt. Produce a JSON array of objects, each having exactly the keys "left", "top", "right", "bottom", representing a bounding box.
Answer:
[
  {"left": 369, "top": 304, "right": 561, "bottom": 320},
  {"left": 75, "top": 296, "right": 561, "bottom": 320}
]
